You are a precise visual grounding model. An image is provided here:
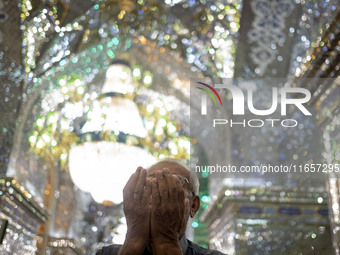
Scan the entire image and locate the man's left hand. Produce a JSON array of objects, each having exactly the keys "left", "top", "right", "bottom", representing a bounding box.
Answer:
[{"left": 150, "top": 168, "right": 189, "bottom": 254}]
